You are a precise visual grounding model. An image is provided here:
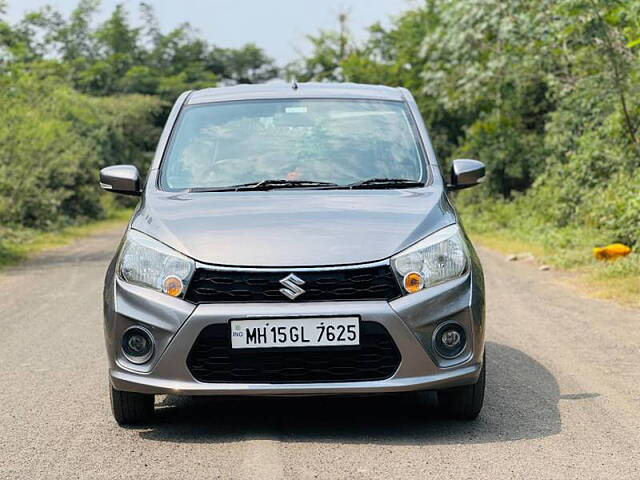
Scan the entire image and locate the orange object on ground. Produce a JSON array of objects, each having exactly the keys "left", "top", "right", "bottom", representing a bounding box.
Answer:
[{"left": 592, "top": 243, "right": 632, "bottom": 261}]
